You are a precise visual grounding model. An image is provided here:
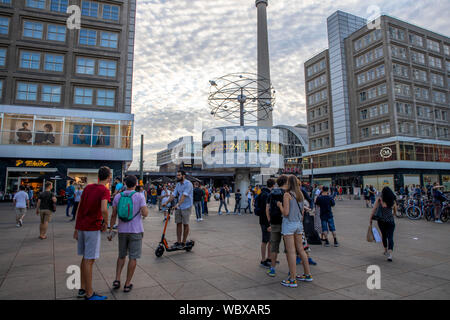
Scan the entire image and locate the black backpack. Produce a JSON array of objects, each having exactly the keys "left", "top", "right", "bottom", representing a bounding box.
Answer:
[
  {"left": 303, "top": 212, "right": 322, "bottom": 245},
  {"left": 255, "top": 189, "right": 269, "bottom": 216}
]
